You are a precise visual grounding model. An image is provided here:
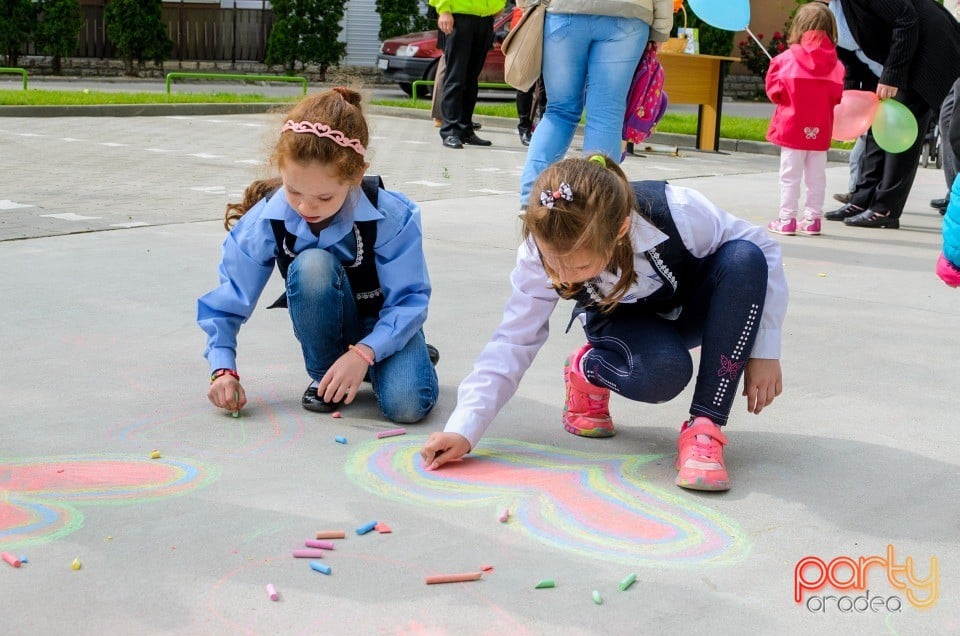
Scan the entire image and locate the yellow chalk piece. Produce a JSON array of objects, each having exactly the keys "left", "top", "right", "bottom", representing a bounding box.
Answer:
[
  {"left": 105, "top": 536, "right": 113, "bottom": 541},
  {"left": 150, "top": 450, "right": 161, "bottom": 459},
  {"left": 71, "top": 558, "right": 81, "bottom": 570},
  {"left": 818, "top": 273, "right": 827, "bottom": 277}
]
